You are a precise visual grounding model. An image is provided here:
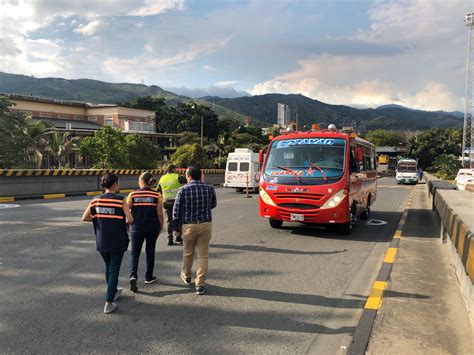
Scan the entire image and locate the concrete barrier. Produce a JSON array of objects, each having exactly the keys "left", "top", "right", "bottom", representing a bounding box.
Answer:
[
  {"left": 0, "top": 169, "right": 225, "bottom": 200},
  {"left": 434, "top": 188, "right": 474, "bottom": 325}
]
